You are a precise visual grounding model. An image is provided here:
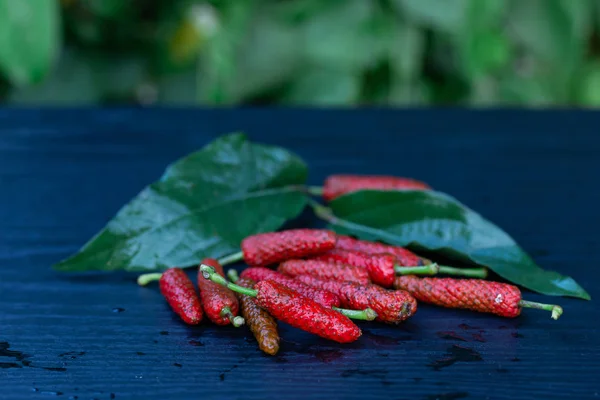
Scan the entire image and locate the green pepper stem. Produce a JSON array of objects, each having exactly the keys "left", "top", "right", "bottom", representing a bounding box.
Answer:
[
  {"left": 137, "top": 273, "right": 163, "bottom": 286},
  {"left": 227, "top": 269, "right": 240, "bottom": 283},
  {"left": 200, "top": 264, "right": 257, "bottom": 297},
  {"left": 306, "top": 197, "right": 336, "bottom": 222},
  {"left": 437, "top": 265, "right": 489, "bottom": 279},
  {"left": 306, "top": 186, "right": 324, "bottom": 196},
  {"left": 394, "top": 264, "right": 440, "bottom": 276},
  {"left": 218, "top": 251, "right": 244, "bottom": 266},
  {"left": 333, "top": 307, "right": 378, "bottom": 321},
  {"left": 220, "top": 306, "right": 245, "bottom": 327},
  {"left": 518, "top": 300, "right": 563, "bottom": 320}
]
